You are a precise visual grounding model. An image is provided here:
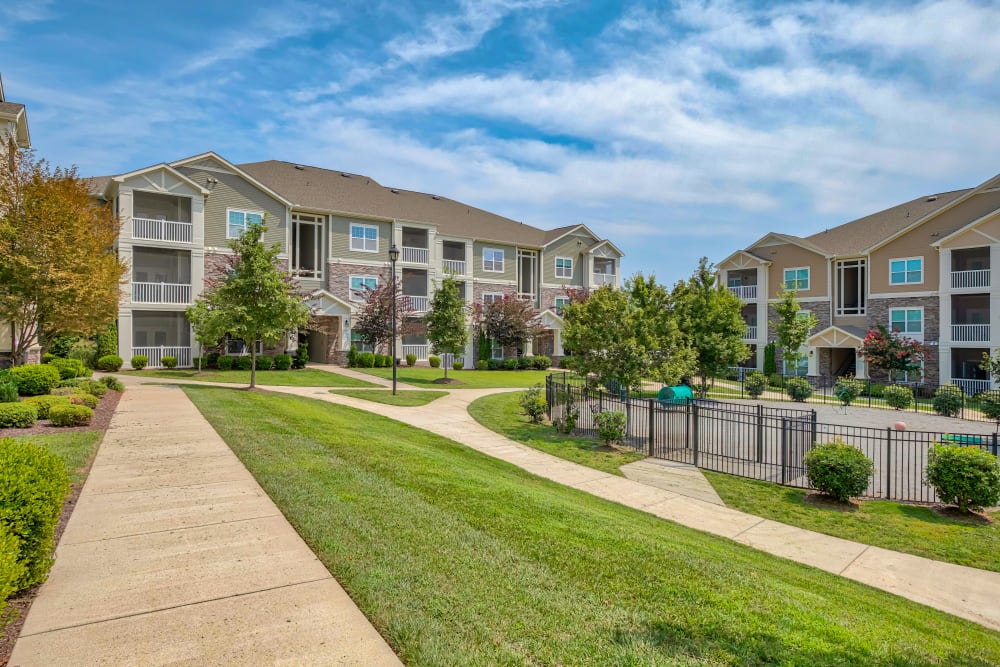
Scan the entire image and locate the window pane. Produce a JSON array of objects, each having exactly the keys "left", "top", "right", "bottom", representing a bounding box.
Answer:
[
  {"left": 890, "top": 260, "right": 904, "bottom": 274},
  {"left": 365, "top": 227, "right": 377, "bottom": 240},
  {"left": 907, "top": 259, "right": 921, "bottom": 271},
  {"left": 891, "top": 271, "right": 905, "bottom": 284},
  {"left": 247, "top": 213, "right": 262, "bottom": 226},
  {"left": 907, "top": 270, "right": 921, "bottom": 282},
  {"left": 351, "top": 226, "right": 363, "bottom": 238},
  {"left": 229, "top": 211, "right": 243, "bottom": 225}
]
